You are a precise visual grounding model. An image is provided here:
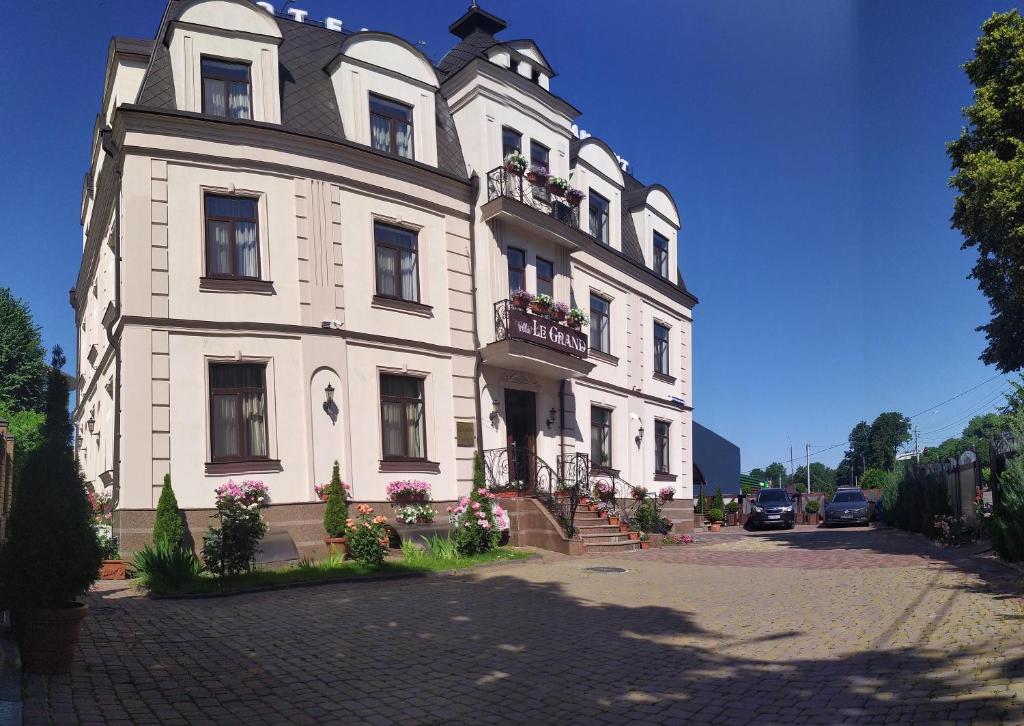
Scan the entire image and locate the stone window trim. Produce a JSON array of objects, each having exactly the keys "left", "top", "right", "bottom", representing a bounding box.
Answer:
[
  {"left": 198, "top": 186, "right": 271, "bottom": 283},
  {"left": 200, "top": 277, "right": 276, "bottom": 295},
  {"left": 372, "top": 216, "right": 424, "bottom": 305},
  {"left": 204, "top": 355, "right": 277, "bottom": 464},
  {"left": 378, "top": 370, "right": 430, "bottom": 462},
  {"left": 371, "top": 295, "right": 434, "bottom": 317}
]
